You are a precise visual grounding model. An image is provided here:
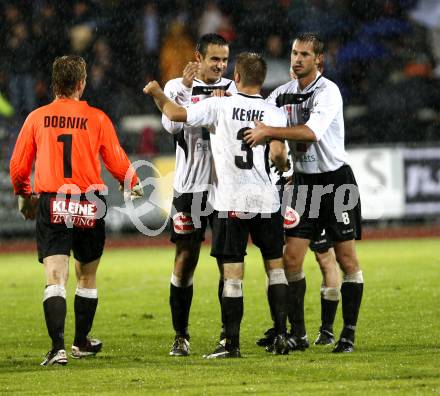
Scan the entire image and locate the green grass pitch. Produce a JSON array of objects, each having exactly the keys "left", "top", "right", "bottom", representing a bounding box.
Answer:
[{"left": 0, "top": 238, "right": 439, "bottom": 395}]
